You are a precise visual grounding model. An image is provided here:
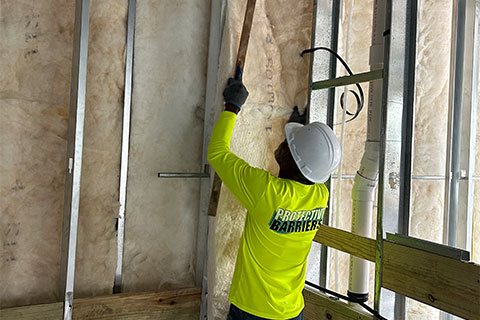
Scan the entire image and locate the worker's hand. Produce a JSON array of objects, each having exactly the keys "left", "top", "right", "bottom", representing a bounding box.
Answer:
[{"left": 223, "top": 78, "right": 249, "bottom": 110}]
